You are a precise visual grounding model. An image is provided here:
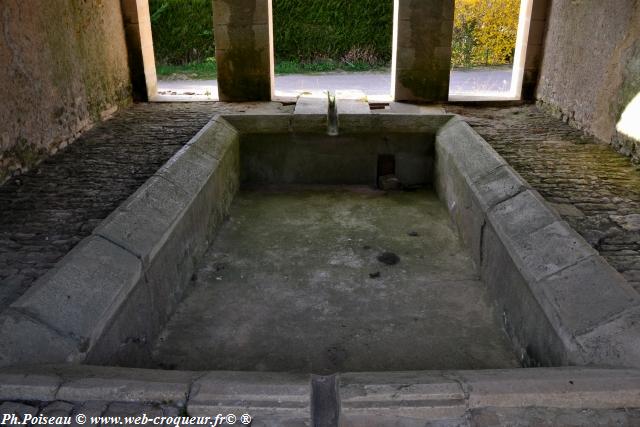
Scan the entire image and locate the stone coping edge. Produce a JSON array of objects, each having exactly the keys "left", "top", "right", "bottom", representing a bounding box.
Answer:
[
  {"left": 0, "top": 365, "right": 639, "bottom": 423},
  {"left": 0, "top": 116, "right": 241, "bottom": 368},
  {"left": 435, "top": 116, "right": 640, "bottom": 368}
]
